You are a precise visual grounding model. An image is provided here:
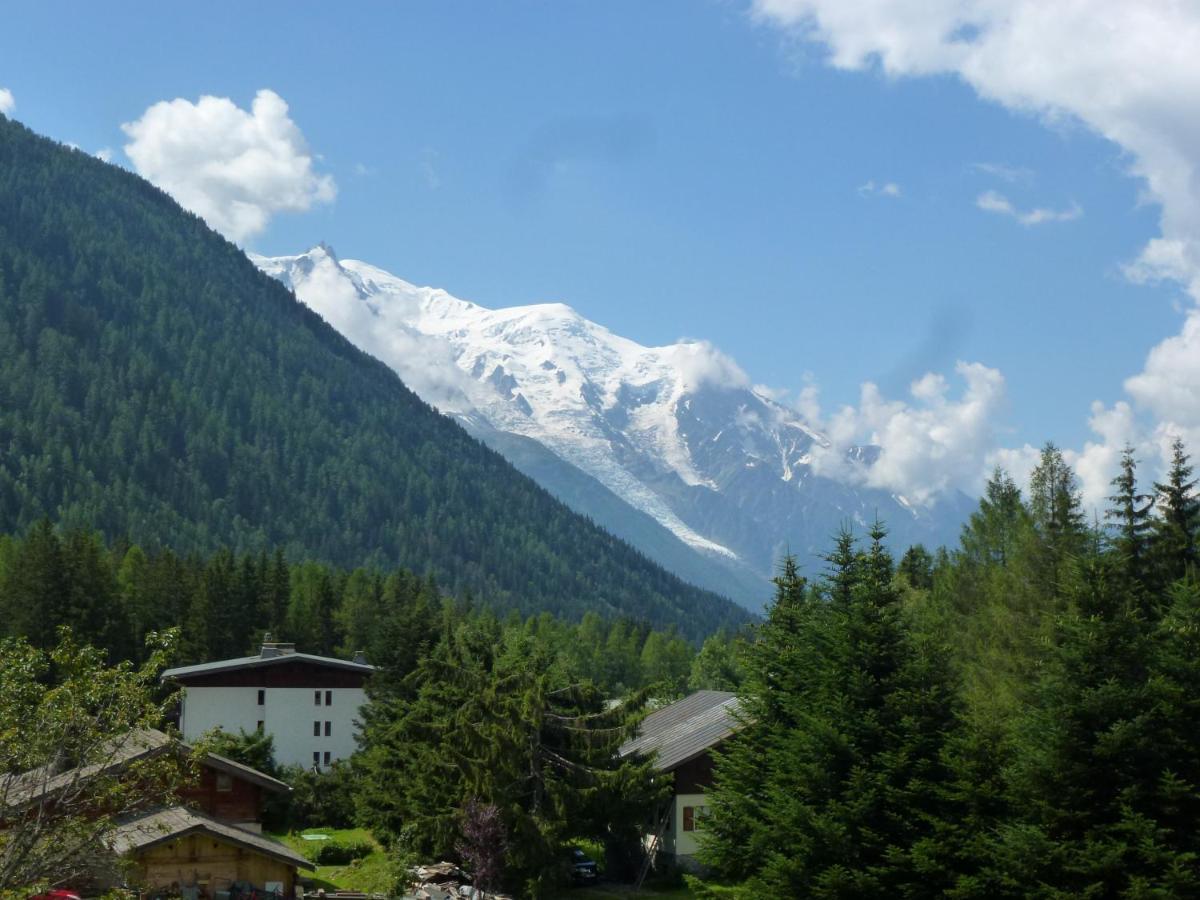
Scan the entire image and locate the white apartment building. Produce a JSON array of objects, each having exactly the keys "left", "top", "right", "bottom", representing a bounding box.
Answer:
[{"left": 162, "top": 640, "right": 374, "bottom": 770}]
